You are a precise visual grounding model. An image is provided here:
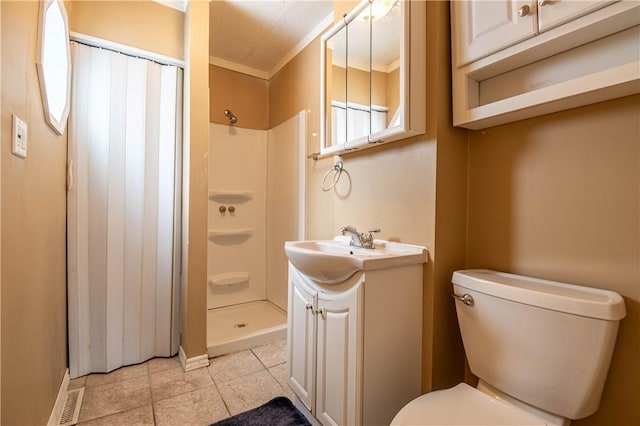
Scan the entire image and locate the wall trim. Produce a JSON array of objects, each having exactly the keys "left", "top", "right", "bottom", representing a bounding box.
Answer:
[
  {"left": 209, "top": 56, "right": 269, "bottom": 80},
  {"left": 179, "top": 346, "right": 209, "bottom": 372},
  {"left": 47, "top": 368, "right": 70, "bottom": 426}
]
